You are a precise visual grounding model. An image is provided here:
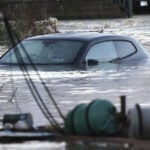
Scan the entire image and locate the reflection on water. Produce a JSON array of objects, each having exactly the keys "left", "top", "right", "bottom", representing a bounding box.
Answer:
[
  {"left": 1, "top": 61, "right": 150, "bottom": 126},
  {"left": 0, "top": 62, "right": 150, "bottom": 149},
  {"left": 66, "top": 142, "right": 129, "bottom": 150},
  {"left": 0, "top": 141, "right": 131, "bottom": 150},
  {"left": 0, "top": 142, "right": 66, "bottom": 150},
  {"left": 1, "top": 15, "right": 150, "bottom": 149}
]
